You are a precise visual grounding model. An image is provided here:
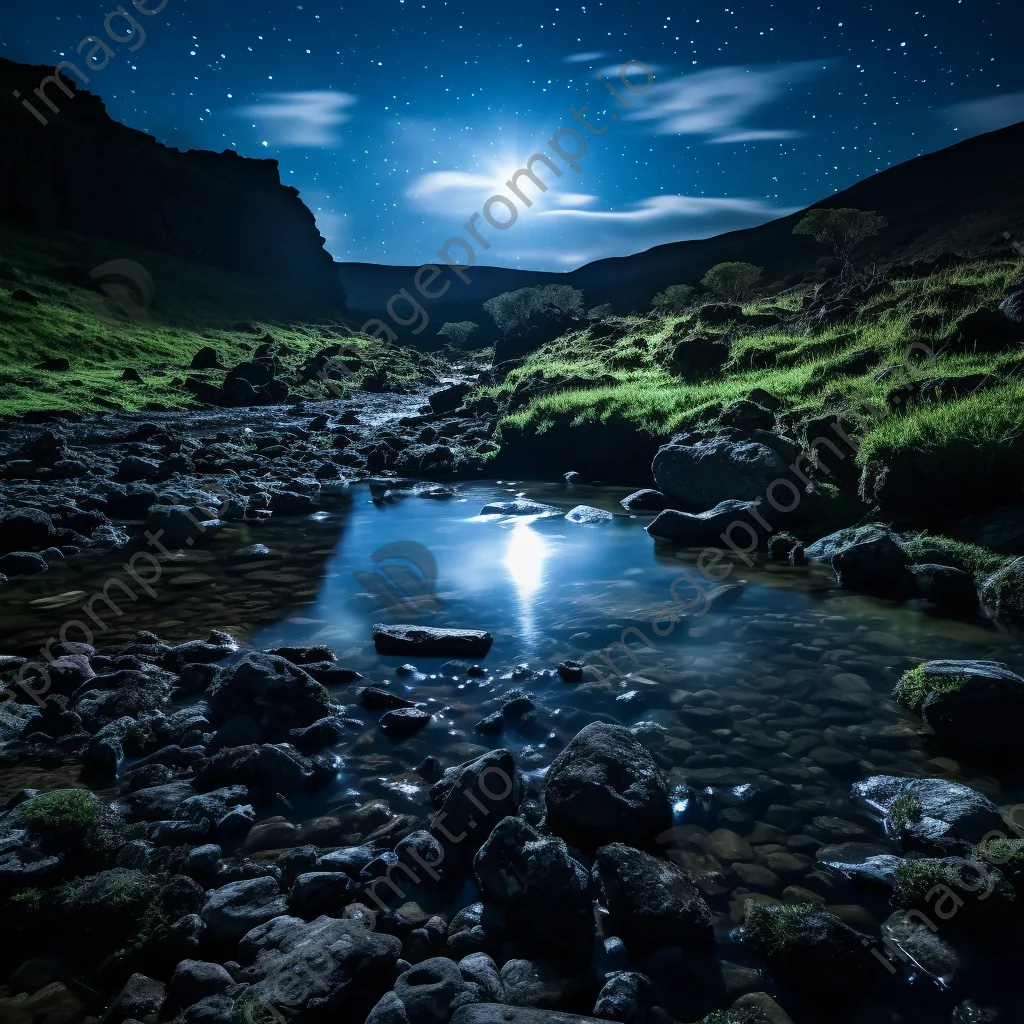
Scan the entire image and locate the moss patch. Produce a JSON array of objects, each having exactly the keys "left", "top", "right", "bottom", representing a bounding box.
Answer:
[
  {"left": 893, "top": 664, "right": 970, "bottom": 714},
  {"left": 18, "top": 789, "right": 103, "bottom": 839},
  {"left": 743, "top": 901, "right": 819, "bottom": 957}
]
